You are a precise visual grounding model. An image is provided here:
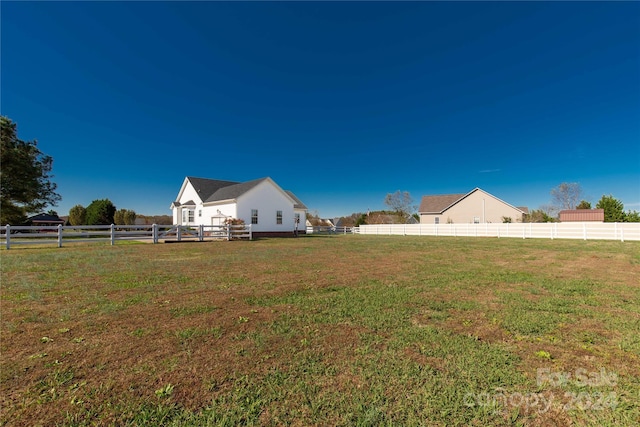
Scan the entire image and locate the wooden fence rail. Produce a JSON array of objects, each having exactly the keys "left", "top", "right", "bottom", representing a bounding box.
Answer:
[{"left": 0, "top": 224, "right": 252, "bottom": 249}]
